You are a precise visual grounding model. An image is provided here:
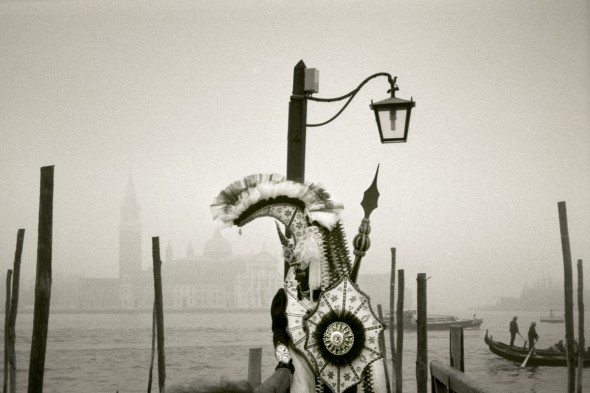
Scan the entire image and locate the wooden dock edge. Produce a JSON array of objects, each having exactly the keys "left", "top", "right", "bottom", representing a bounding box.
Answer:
[{"left": 430, "top": 360, "right": 491, "bottom": 393}]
